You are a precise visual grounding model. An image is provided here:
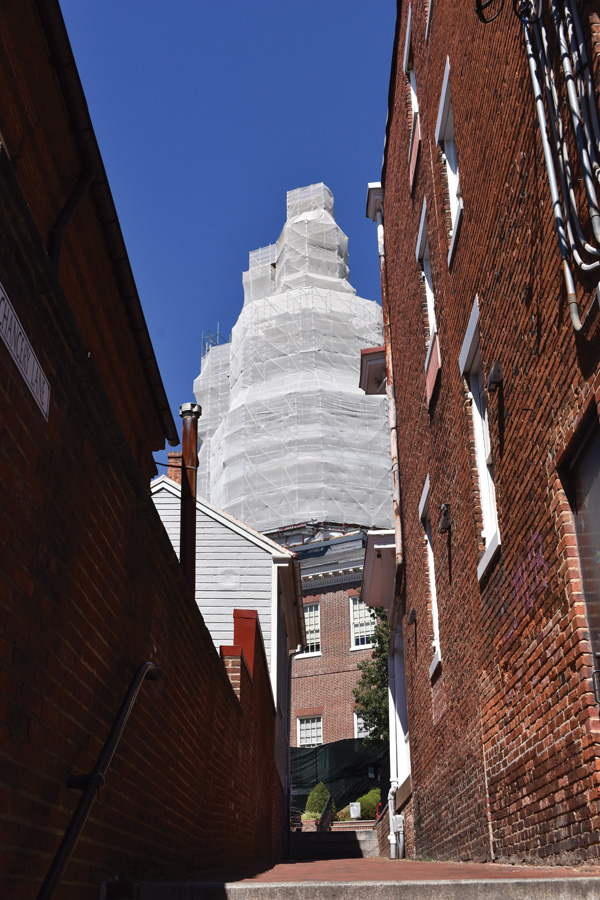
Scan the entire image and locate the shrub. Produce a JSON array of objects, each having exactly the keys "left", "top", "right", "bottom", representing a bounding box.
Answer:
[
  {"left": 356, "top": 787, "right": 381, "bottom": 820},
  {"left": 305, "top": 781, "right": 333, "bottom": 817}
]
